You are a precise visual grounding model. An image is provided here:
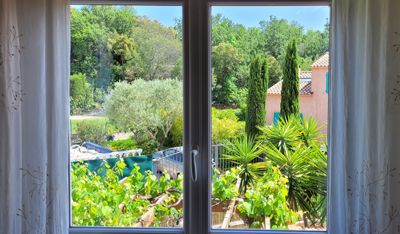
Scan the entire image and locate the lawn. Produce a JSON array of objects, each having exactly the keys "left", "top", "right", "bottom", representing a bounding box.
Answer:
[{"left": 70, "top": 116, "right": 109, "bottom": 135}]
